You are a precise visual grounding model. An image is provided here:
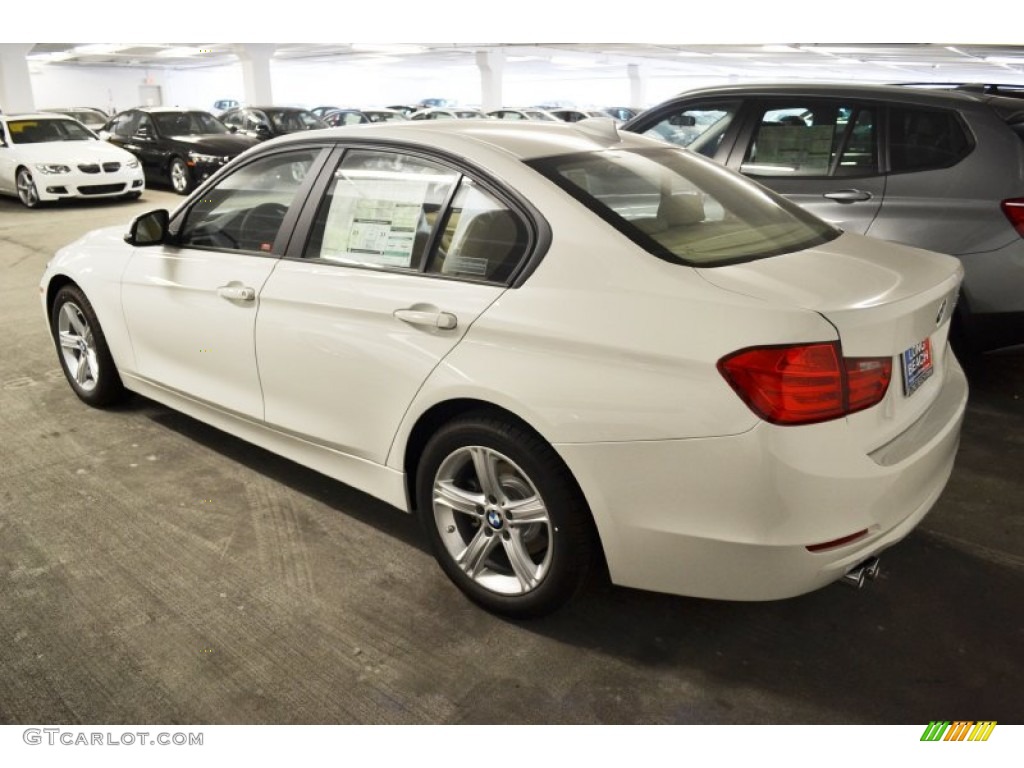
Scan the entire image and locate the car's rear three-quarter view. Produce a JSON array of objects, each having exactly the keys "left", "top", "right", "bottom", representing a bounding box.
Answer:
[{"left": 40, "top": 119, "right": 968, "bottom": 617}]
